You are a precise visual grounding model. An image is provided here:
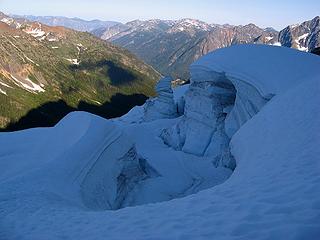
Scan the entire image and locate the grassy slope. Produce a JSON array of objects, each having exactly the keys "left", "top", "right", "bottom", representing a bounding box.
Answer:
[{"left": 0, "top": 23, "right": 160, "bottom": 129}]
